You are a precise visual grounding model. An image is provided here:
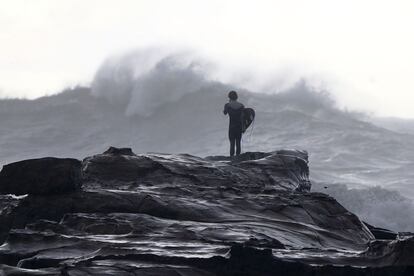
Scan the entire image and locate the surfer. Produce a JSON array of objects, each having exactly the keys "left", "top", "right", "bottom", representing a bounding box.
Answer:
[{"left": 223, "top": 91, "right": 245, "bottom": 157}]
